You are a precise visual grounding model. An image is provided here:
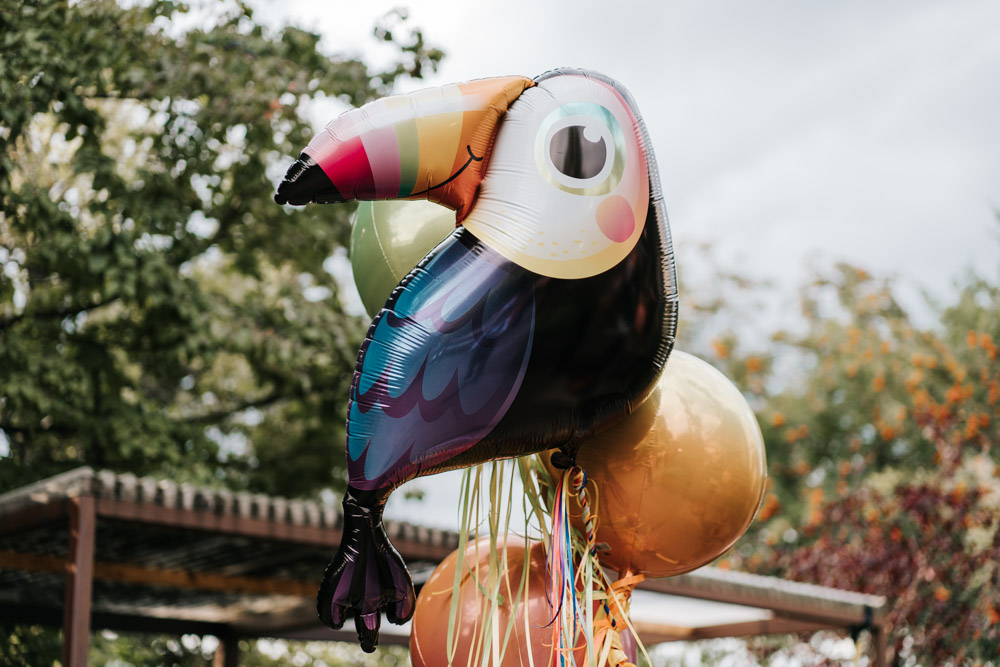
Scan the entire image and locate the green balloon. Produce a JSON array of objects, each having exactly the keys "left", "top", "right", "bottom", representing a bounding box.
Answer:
[{"left": 350, "top": 200, "right": 457, "bottom": 317}]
